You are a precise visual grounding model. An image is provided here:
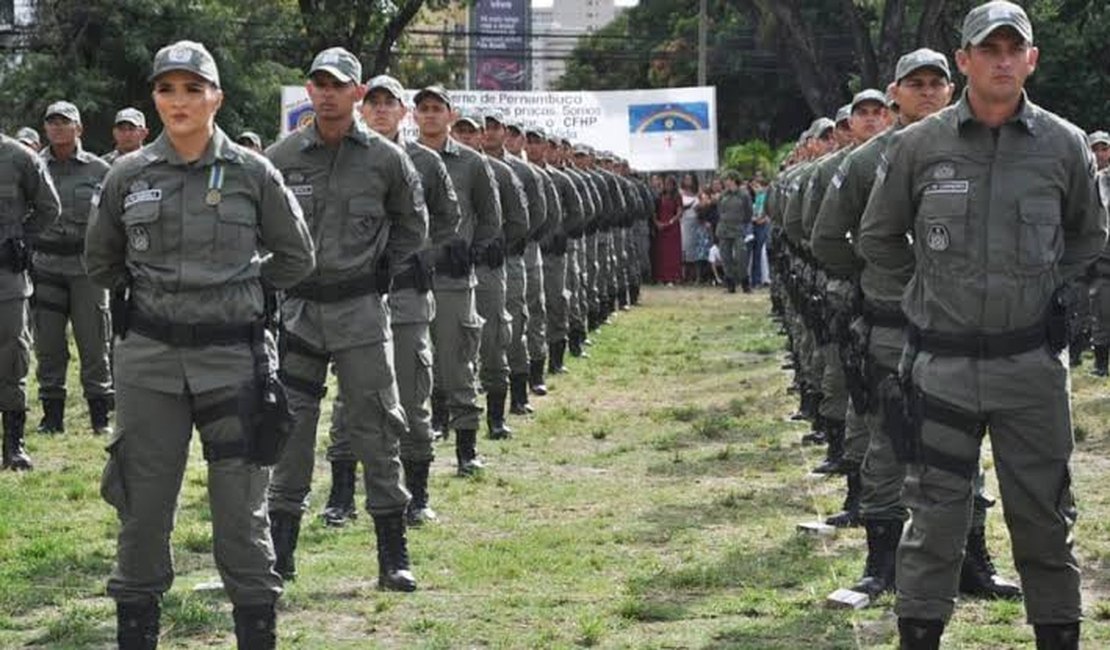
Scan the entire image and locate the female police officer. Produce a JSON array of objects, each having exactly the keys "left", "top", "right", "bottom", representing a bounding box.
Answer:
[{"left": 85, "top": 41, "right": 314, "bottom": 649}]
